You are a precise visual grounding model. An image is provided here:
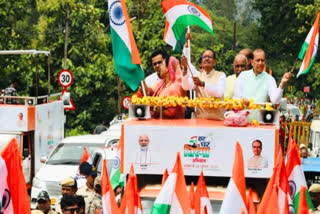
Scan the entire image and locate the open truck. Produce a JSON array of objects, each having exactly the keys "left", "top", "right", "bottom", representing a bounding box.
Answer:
[
  {"left": 118, "top": 118, "right": 276, "bottom": 212},
  {"left": 0, "top": 50, "right": 65, "bottom": 191}
]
